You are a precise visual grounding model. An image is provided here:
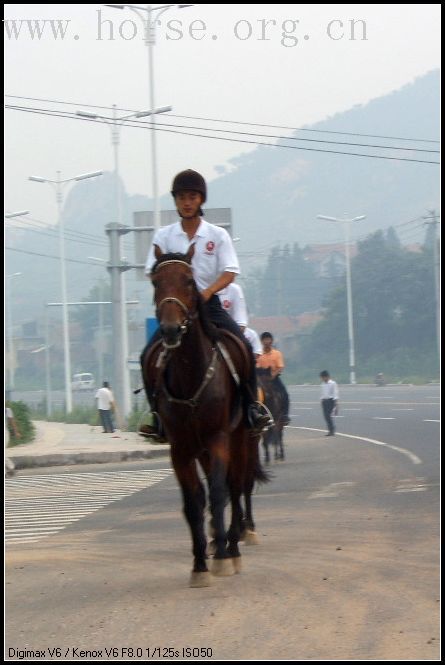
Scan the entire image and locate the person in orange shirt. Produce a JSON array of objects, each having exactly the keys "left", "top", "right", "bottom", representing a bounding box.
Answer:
[{"left": 256, "top": 332, "right": 291, "bottom": 426}]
